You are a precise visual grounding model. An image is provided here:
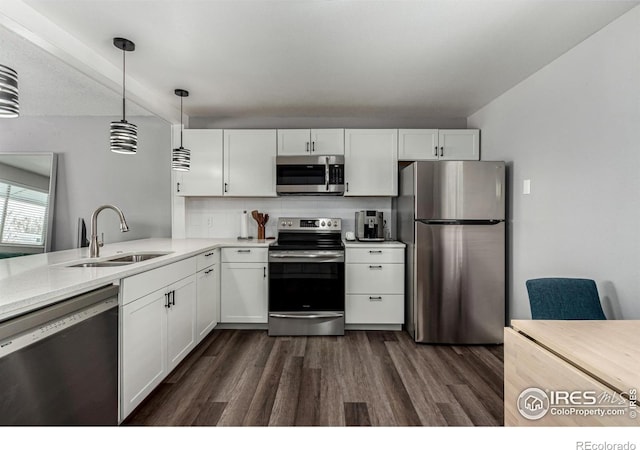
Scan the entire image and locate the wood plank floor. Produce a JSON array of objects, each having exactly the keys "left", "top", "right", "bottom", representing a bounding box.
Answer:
[{"left": 124, "top": 330, "right": 504, "bottom": 426}]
